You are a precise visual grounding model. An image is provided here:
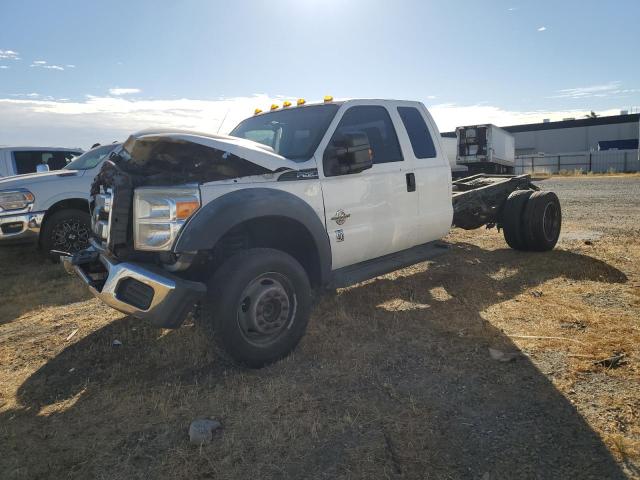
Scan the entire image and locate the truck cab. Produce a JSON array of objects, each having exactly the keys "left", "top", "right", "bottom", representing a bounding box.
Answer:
[
  {"left": 230, "top": 99, "right": 453, "bottom": 268},
  {"left": 64, "top": 98, "right": 561, "bottom": 368}
]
